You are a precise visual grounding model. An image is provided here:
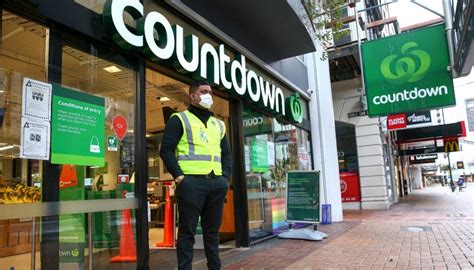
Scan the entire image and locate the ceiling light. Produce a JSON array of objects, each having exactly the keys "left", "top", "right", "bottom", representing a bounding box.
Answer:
[
  {"left": 103, "top": 65, "right": 122, "bottom": 73},
  {"left": 160, "top": 97, "right": 170, "bottom": 102},
  {"left": 0, "top": 145, "right": 15, "bottom": 151}
]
